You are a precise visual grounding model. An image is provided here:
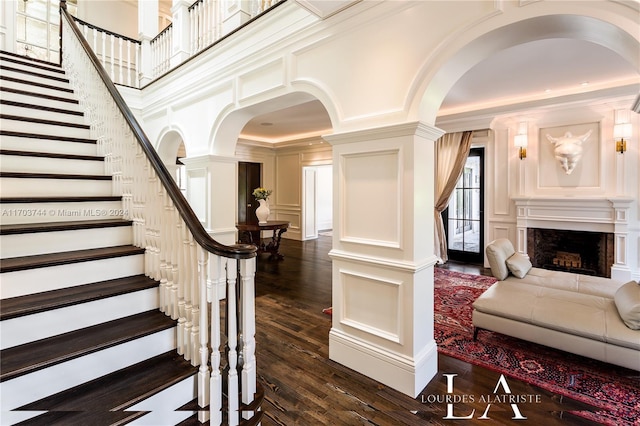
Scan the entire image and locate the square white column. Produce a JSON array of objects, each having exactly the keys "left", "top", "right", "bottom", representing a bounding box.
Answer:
[{"left": 324, "top": 122, "right": 444, "bottom": 397}]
